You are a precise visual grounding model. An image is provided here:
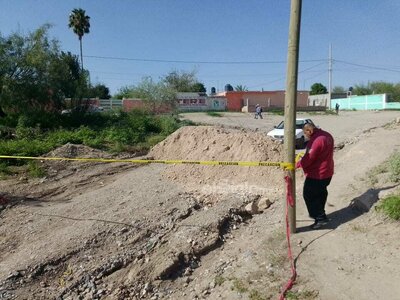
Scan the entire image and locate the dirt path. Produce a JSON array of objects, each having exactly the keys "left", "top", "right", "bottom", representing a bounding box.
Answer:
[
  {"left": 181, "top": 110, "right": 399, "bottom": 145},
  {"left": 293, "top": 125, "right": 400, "bottom": 300},
  {"left": 180, "top": 111, "right": 400, "bottom": 300},
  {"left": 0, "top": 111, "right": 399, "bottom": 300}
]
